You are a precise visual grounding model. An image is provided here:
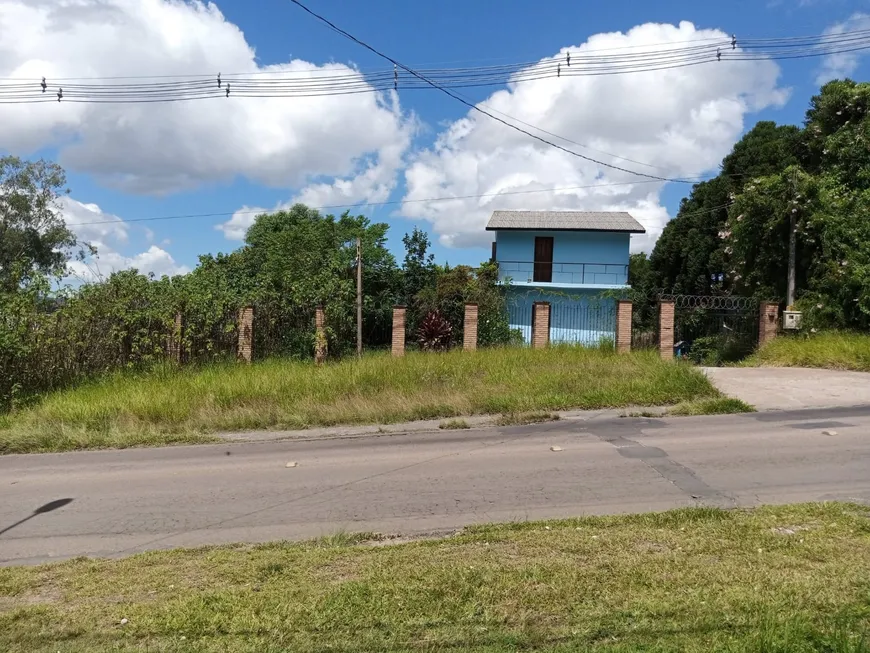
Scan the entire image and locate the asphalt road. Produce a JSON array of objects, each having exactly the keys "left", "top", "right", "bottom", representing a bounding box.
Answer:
[{"left": 2, "top": 406, "right": 869, "bottom": 565}]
